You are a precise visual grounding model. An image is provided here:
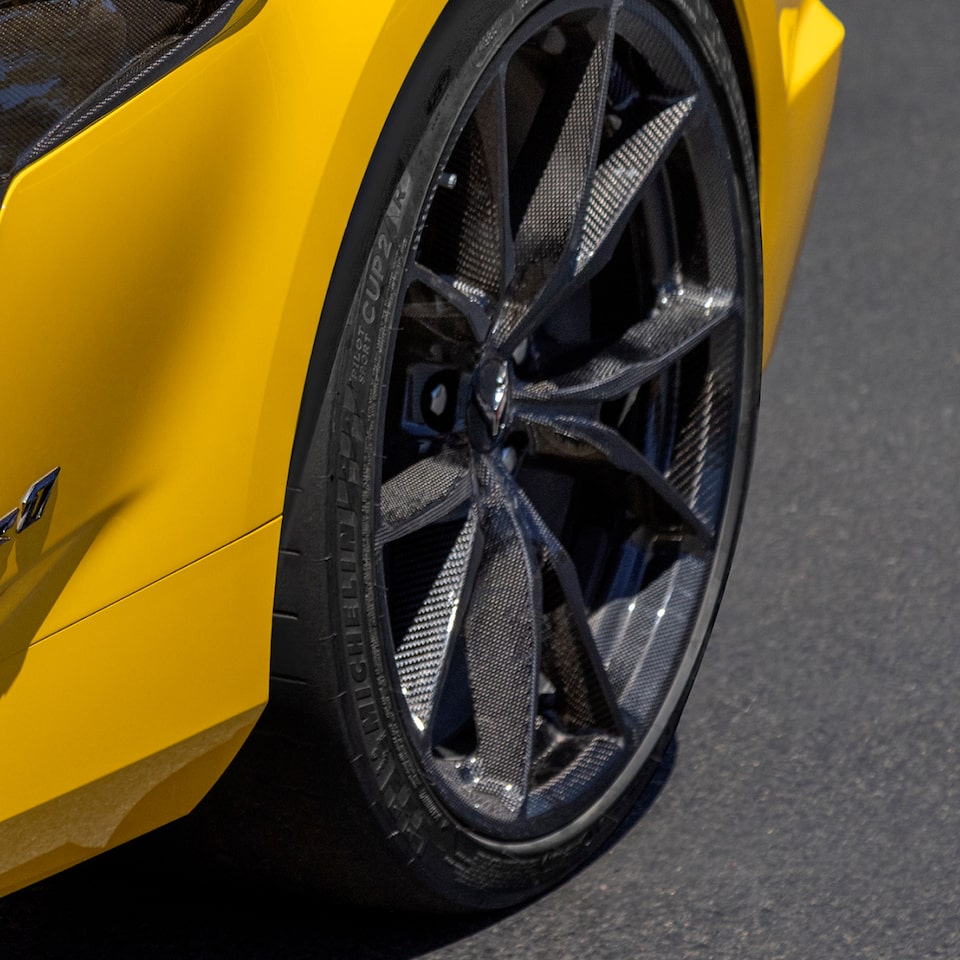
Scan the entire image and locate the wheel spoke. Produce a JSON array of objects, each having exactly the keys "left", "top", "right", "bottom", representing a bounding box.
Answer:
[
  {"left": 490, "top": 16, "right": 618, "bottom": 353},
  {"left": 516, "top": 409, "right": 715, "bottom": 546},
  {"left": 377, "top": 448, "right": 473, "bottom": 546},
  {"left": 462, "top": 465, "right": 542, "bottom": 807},
  {"left": 516, "top": 283, "right": 735, "bottom": 404},
  {"left": 513, "top": 489, "right": 622, "bottom": 733},
  {"left": 473, "top": 66, "right": 516, "bottom": 295},
  {"left": 513, "top": 14, "right": 616, "bottom": 276},
  {"left": 394, "top": 511, "right": 482, "bottom": 732},
  {"left": 575, "top": 95, "right": 698, "bottom": 282},
  {"left": 409, "top": 263, "right": 492, "bottom": 343}
]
